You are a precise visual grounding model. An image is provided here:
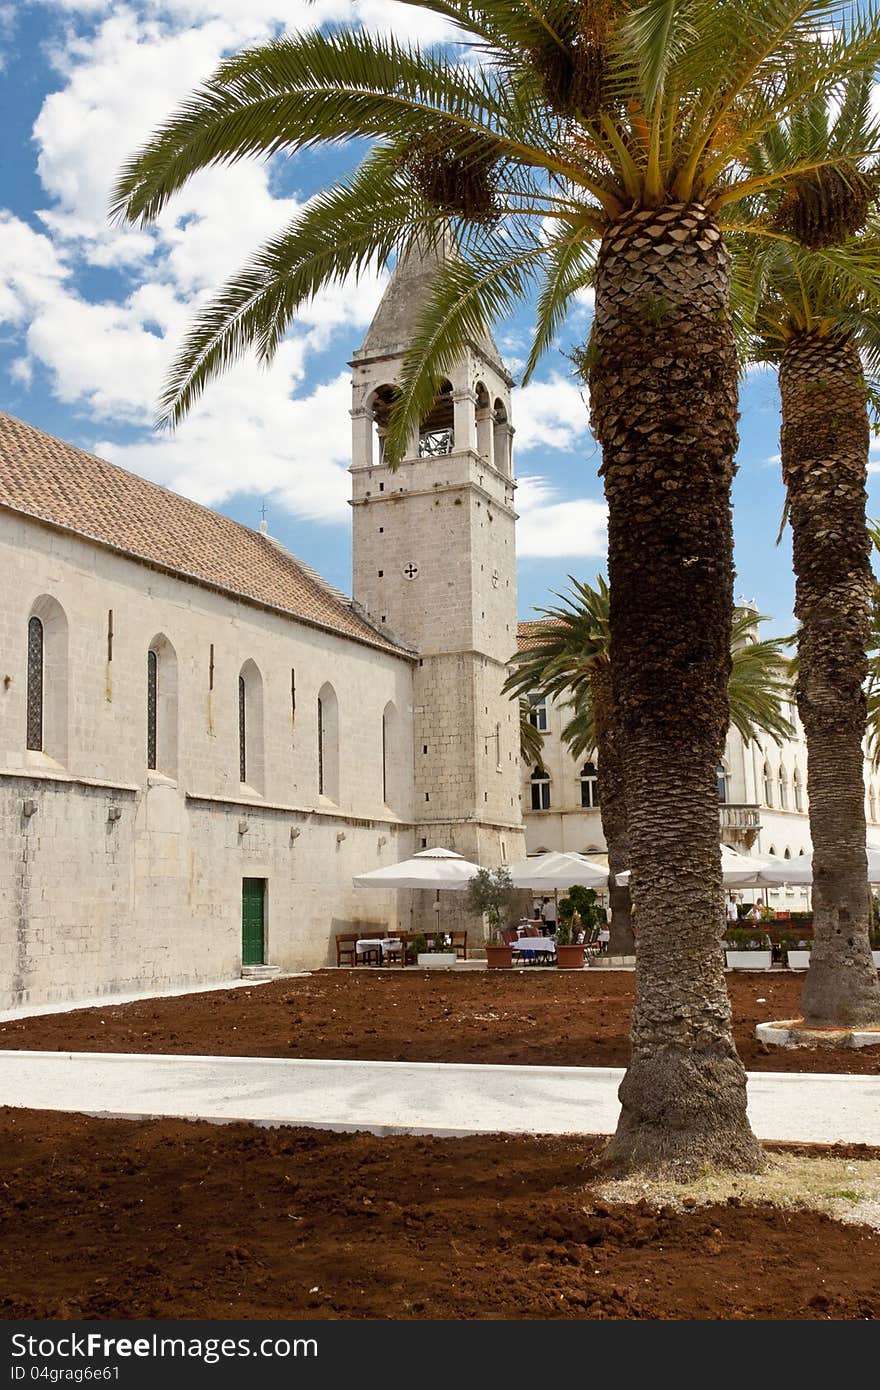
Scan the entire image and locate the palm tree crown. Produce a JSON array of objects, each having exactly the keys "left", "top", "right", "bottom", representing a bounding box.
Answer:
[
  {"left": 111, "top": 1, "right": 880, "bottom": 444},
  {"left": 506, "top": 578, "right": 793, "bottom": 761}
]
